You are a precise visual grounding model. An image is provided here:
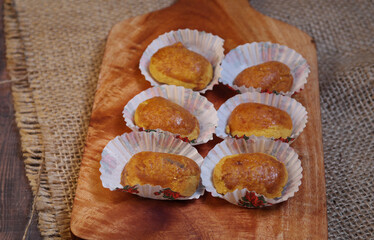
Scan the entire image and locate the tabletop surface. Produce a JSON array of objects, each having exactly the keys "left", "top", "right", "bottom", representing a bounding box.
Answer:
[{"left": 1, "top": 0, "right": 373, "bottom": 239}]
